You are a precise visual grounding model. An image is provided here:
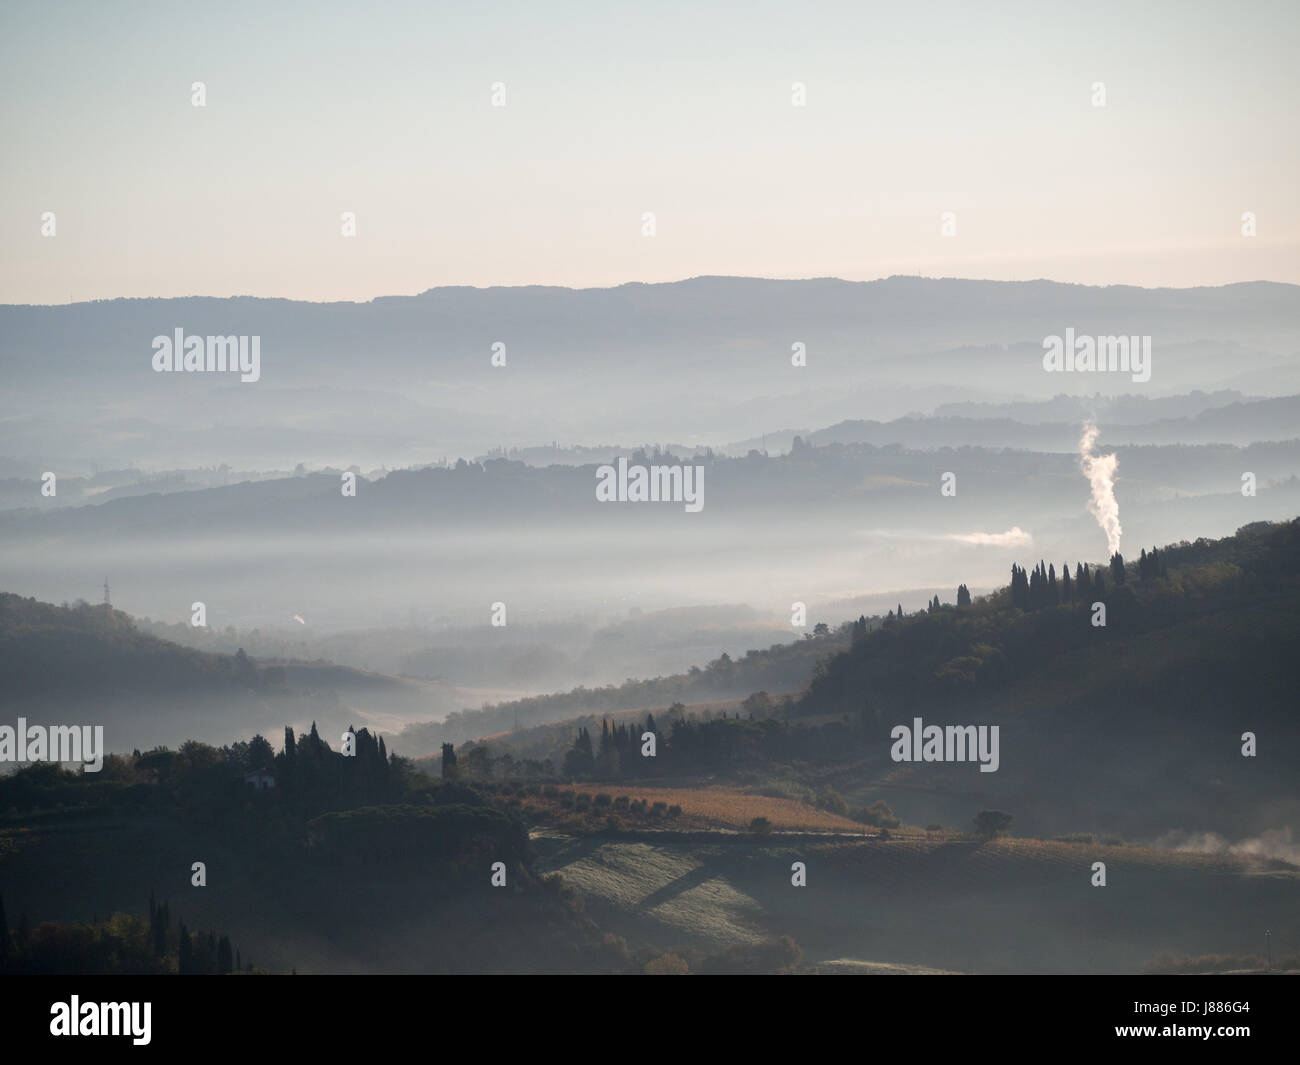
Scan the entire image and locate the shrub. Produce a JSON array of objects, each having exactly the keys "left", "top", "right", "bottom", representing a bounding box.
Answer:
[
  {"left": 600, "top": 932, "right": 631, "bottom": 966},
  {"left": 750, "top": 816, "right": 773, "bottom": 838},
  {"left": 815, "top": 789, "right": 848, "bottom": 817},
  {"left": 644, "top": 952, "right": 690, "bottom": 975},
  {"left": 594, "top": 793, "right": 612, "bottom": 808},
  {"left": 852, "top": 800, "right": 900, "bottom": 829},
  {"left": 973, "top": 810, "right": 1013, "bottom": 840},
  {"left": 699, "top": 936, "right": 801, "bottom": 975}
]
